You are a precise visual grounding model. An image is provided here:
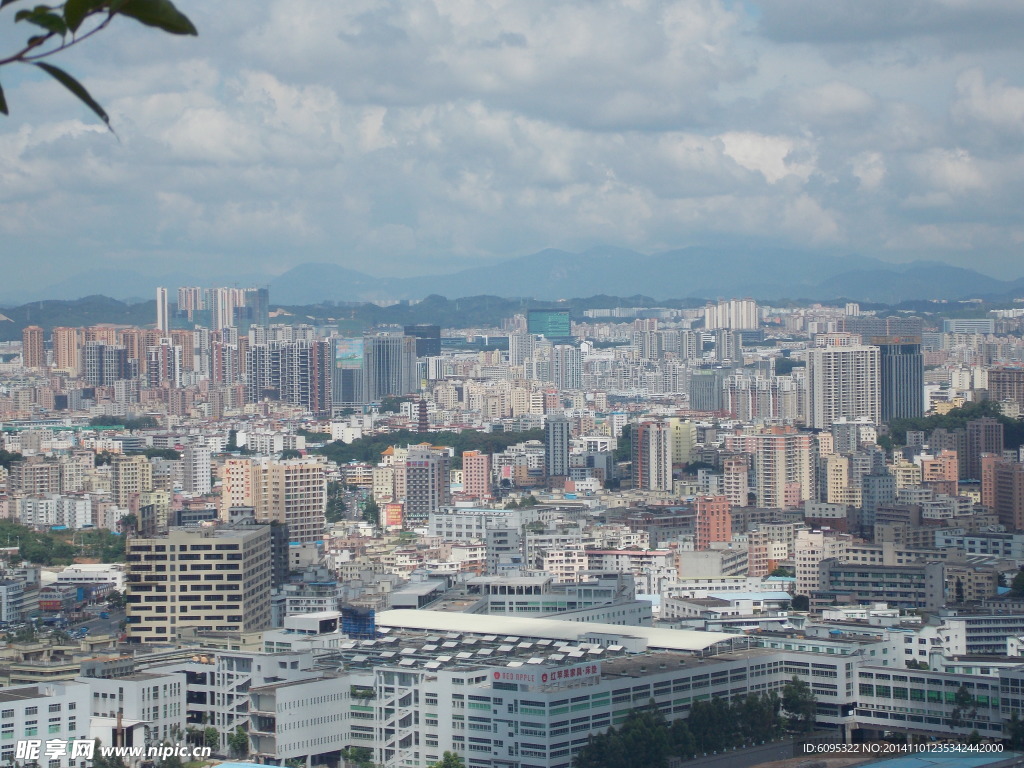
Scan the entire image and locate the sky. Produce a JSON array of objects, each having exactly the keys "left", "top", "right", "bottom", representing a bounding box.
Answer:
[{"left": 1, "top": 0, "right": 1024, "bottom": 297}]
